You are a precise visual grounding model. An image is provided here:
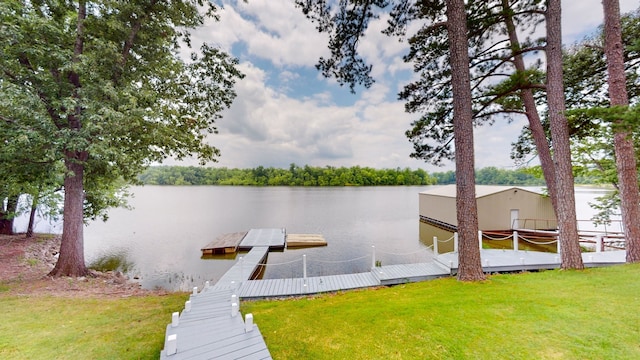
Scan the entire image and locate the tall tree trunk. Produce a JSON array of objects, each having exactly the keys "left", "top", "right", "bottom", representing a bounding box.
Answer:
[
  {"left": 502, "top": 0, "right": 559, "bottom": 214},
  {"left": 49, "top": 1, "right": 89, "bottom": 277},
  {"left": 0, "top": 195, "right": 19, "bottom": 235},
  {"left": 49, "top": 153, "right": 89, "bottom": 277},
  {"left": 602, "top": 0, "right": 640, "bottom": 262},
  {"left": 447, "top": 0, "right": 485, "bottom": 281},
  {"left": 26, "top": 193, "right": 39, "bottom": 238},
  {"left": 546, "top": 0, "right": 584, "bottom": 270}
]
